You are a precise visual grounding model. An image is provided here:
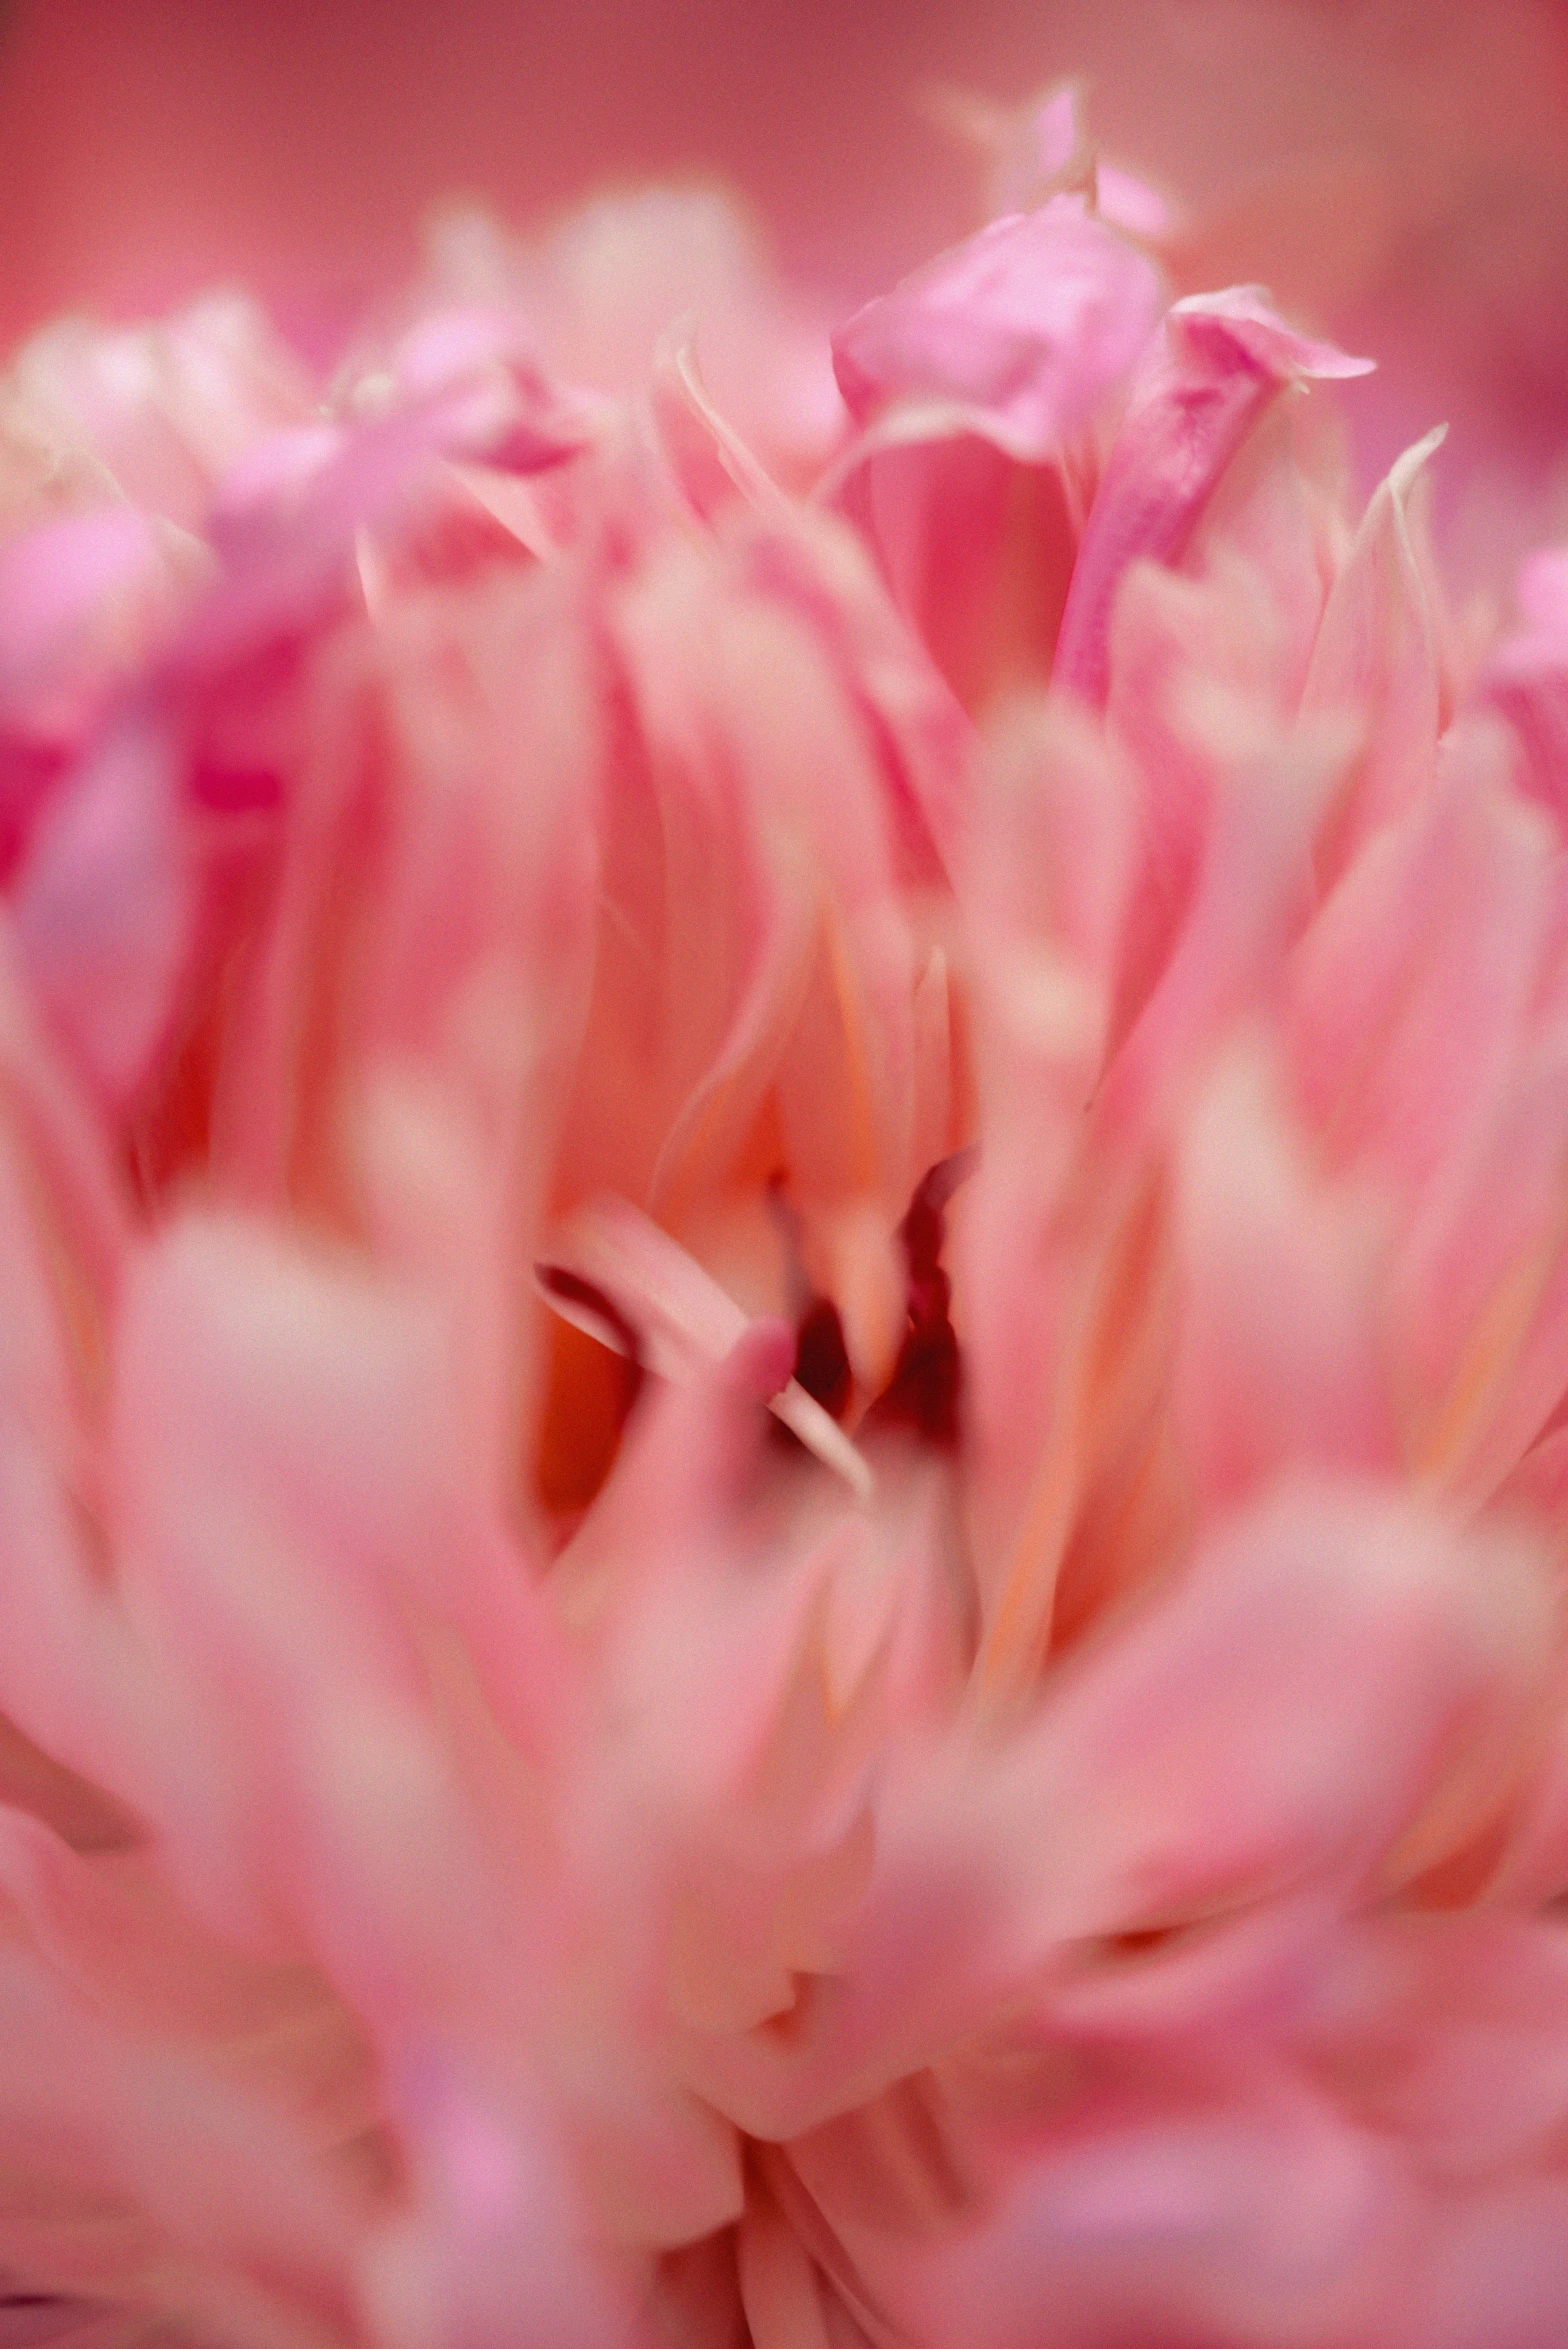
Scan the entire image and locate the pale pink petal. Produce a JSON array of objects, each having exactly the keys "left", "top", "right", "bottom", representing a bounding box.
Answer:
[
  {"left": 1, "top": 296, "right": 313, "bottom": 536},
  {"left": 822, "top": 2065, "right": 1410, "bottom": 2349},
  {"left": 562, "top": 509, "right": 947, "bottom": 1318},
  {"left": 735, "top": 510, "right": 971, "bottom": 883},
  {"left": 650, "top": 330, "right": 793, "bottom": 527},
  {"left": 951, "top": 695, "right": 1135, "bottom": 1627},
  {"left": 984, "top": 83, "right": 1088, "bottom": 214},
  {"left": 0, "top": 1374, "right": 152, "bottom": 1835},
  {"left": 113, "top": 1214, "right": 574, "bottom": 1827},
  {"left": 564, "top": 529, "right": 821, "bottom": 1217},
  {"left": 1176, "top": 387, "right": 1352, "bottom": 709},
  {"left": 1095, "top": 166, "right": 1174, "bottom": 243},
  {"left": 687, "top": 1480, "right": 1550, "bottom": 2140},
  {"left": 1287, "top": 719, "right": 1555, "bottom": 1218},
  {"left": 1302, "top": 427, "right": 1452, "bottom": 880},
  {"left": 1389, "top": 1016, "right": 1568, "bottom": 1502},
  {"left": 1093, "top": 687, "right": 1332, "bottom": 1148},
  {"left": 210, "top": 554, "right": 598, "bottom": 1278},
  {"left": 359, "top": 2067, "right": 648, "bottom": 2349},
  {"left": 522, "top": 188, "right": 841, "bottom": 478},
  {"left": 994, "top": 1477, "right": 1550, "bottom": 1958},
  {"left": 1172, "top": 1041, "right": 1394, "bottom": 1507},
  {"left": 0, "top": 1897, "right": 367, "bottom": 2340},
  {"left": 1479, "top": 543, "right": 1568, "bottom": 827},
  {"left": 1094, "top": 549, "right": 1332, "bottom": 1061}
]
